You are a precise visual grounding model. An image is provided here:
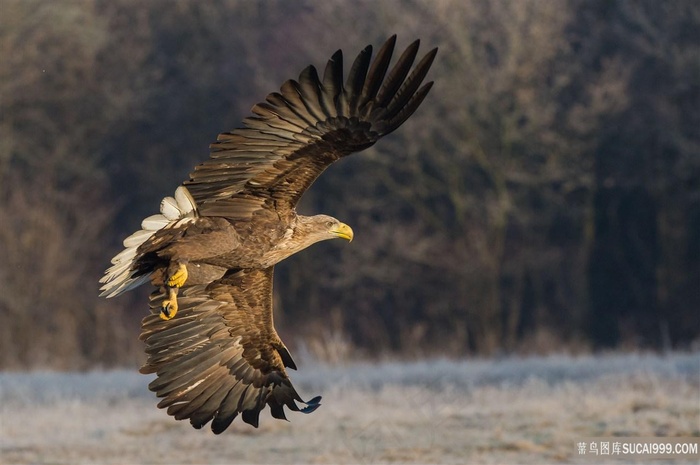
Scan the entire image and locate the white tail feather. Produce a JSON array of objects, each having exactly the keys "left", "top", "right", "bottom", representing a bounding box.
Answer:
[
  {"left": 175, "top": 187, "right": 196, "bottom": 215},
  {"left": 123, "top": 229, "right": 158, "bottom": 248},
  {"left": 100, "top": 186, "right": 197, "bottom": 298},
  {"left": 160, "top": 197, "right": 180, "bottom": 220},
  {"left": 141, "top": 214, "right": 170, "bottom": 230}
]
